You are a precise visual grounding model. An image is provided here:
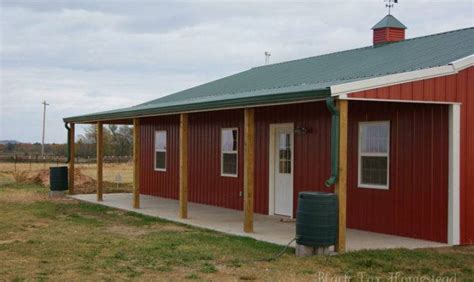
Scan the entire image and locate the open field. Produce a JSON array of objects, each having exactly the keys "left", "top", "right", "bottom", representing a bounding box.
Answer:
[
  {"left": 0, "top": 162, "right": 133, "bottom": 193},
  {"left": 0, "top": 181, "right": 472, "bottom": 281},
  {"left": 0, "top": 162, "right": 133, "bottom": 184}
]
